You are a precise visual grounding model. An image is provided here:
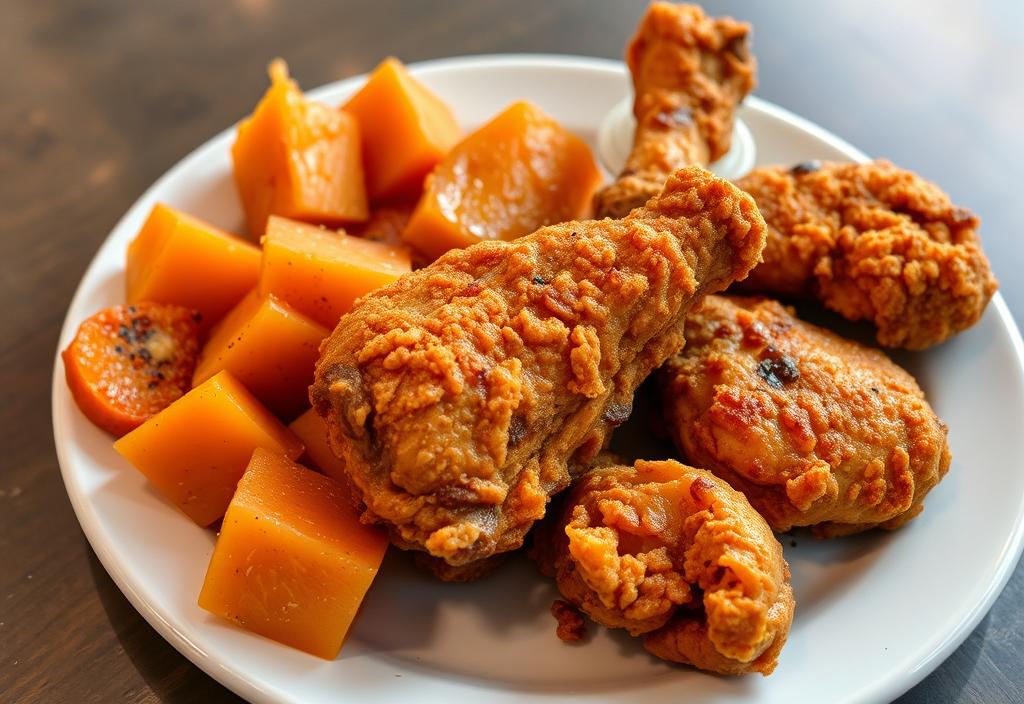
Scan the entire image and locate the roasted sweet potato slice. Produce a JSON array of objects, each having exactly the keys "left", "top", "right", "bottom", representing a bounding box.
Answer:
[{"left": 62, "top": 303, "right": 201, "bottom": 436}]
